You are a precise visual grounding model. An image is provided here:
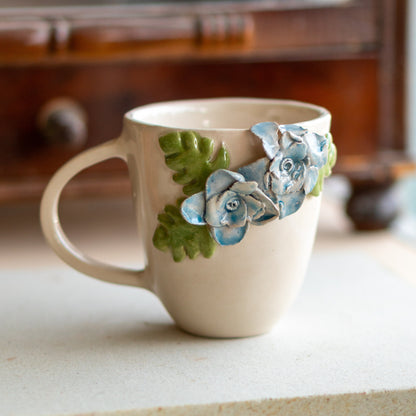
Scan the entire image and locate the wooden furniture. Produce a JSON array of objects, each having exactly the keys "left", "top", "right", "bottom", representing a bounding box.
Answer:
[{"left": 0, "top": 0, "right": 413, "bottom": 229}]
